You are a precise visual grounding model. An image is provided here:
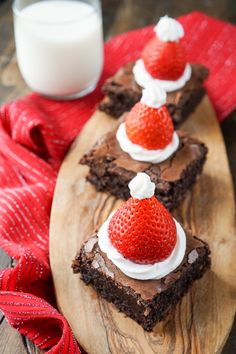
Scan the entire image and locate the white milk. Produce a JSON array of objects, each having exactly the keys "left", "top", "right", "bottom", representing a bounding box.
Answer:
[{"left": 14, "top": 1, "right": 103, "bottom": 97}]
